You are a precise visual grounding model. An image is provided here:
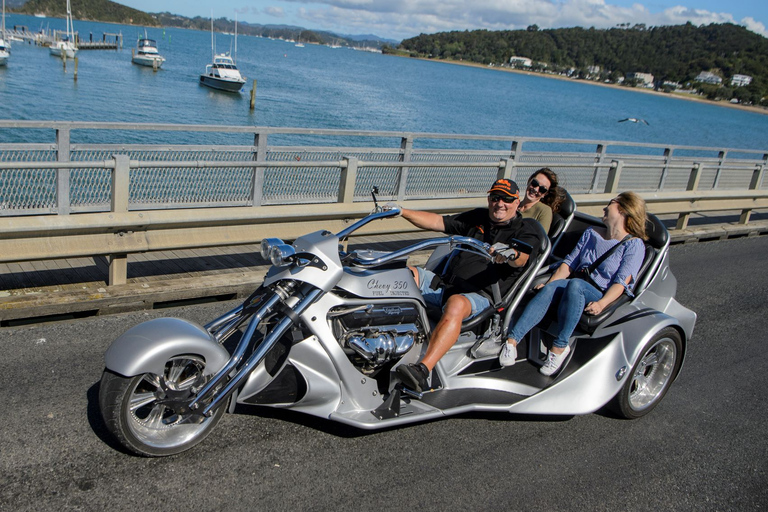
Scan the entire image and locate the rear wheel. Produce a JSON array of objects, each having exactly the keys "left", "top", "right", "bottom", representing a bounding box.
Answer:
[
  {"left": 99, "top": 355, "right": 226, "bottom": 457},
  {"left": 611, "top": 327, "right": 683, "bottom": 419}
]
